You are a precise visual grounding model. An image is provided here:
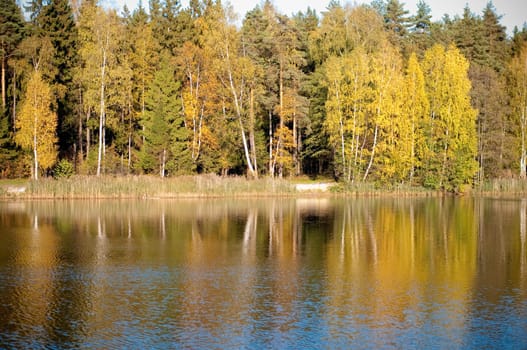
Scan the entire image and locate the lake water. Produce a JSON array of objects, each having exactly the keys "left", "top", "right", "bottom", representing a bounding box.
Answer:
[{"left": 0, "top": 197, "right": 526, "bottom": 349}]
